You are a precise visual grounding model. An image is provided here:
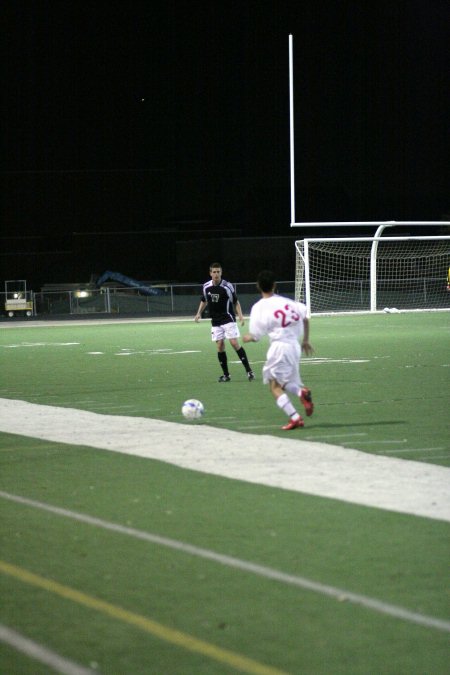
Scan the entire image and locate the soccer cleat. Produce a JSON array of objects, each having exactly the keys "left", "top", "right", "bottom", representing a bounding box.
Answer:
[
  {"left": 218, "top": 375, "right": 231, "bottom": 382},
  {"left": 247, "top": 371, "right": 255, "bottom": 381},
  {"left": 300, "top": 387, "right": 314, "bottom": 416},
  {"left": 282, "top": 416, "right": 304, "bottom": 430}
]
